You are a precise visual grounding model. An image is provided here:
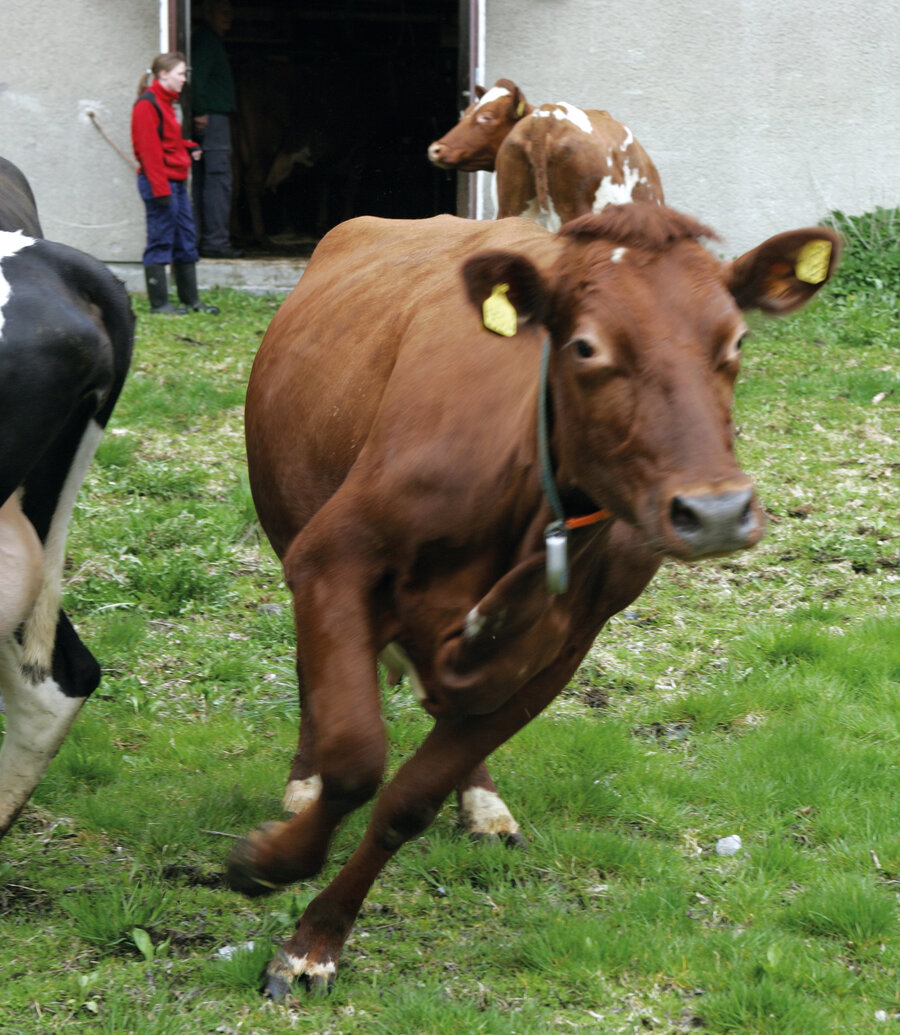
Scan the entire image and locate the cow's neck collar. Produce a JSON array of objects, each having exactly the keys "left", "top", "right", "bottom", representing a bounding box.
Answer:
[{"left": 538, "top": 334, "right": 611, "bottom": 592}]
